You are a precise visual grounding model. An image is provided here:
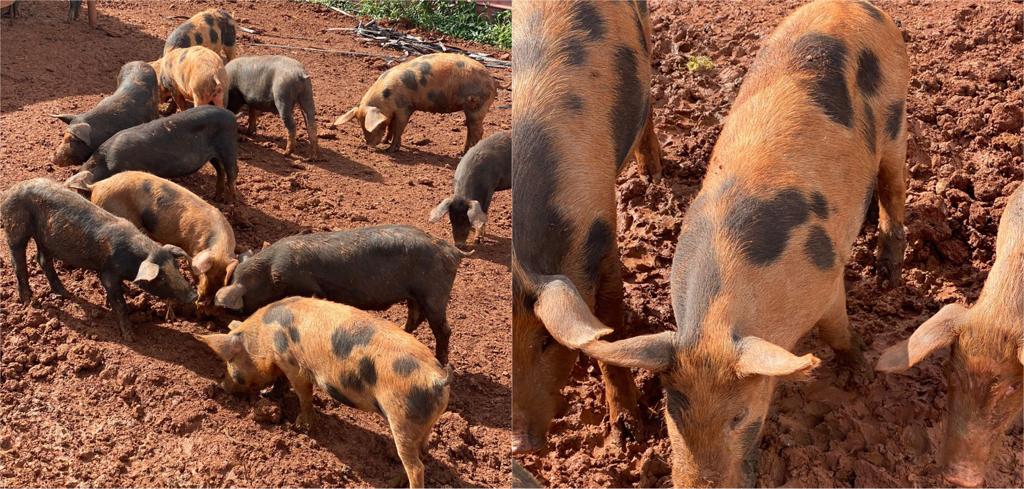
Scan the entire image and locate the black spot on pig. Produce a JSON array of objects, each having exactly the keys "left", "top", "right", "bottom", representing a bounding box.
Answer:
[
  {"left": 326, "top": 384, "right": 357, "bottom": 407},
  {"left": 393, "top": 356, "right": 419, "bottom": 376},
  {"left": 156, "top": 184, "right": 179, "bottom": 208},
  {"left": 209, "top": 29, "right": 219, "bottom": 44},
  {"left": 140, "top": 208, "right": 159, "bottom": 233},
  {"left": 804, "top": 225, "right": 836, "bottom": 270},
  {"left": 400, "top": 70, "right": 418, "bottom": 90},
  {"left": 330, "top": 323, "right": 375, "bottom": 360},
  {"left": 273, "top": 329, "right": 288, "bottom": 353},
  {"left": 793, "top": 34, "right": 852, "bottom": 128},
  {"left": 810, "top": 191, "right": 829, "bottom": 219},
  {"left": 565, "top": 93, "right": 584, "bottom": 113},
  {"left": 263, "top": 303, "right": 293, "bottom": 328},
  {"left": 563, "top": 38, "right": 587, "bottom": 66},
  {"left": 358, "top": 357, "right": 377, "bottom": 387},
  {"left": 405, "top": 383, "right": 442, "bottom": 423},
  {"left": 855, "top": 49, "right": 881, "bottom": 96},
  {"left": 203, "top": 14, "right": 215, "bottom": 26},
  {"left": 341, "top": 371, "right": 364, "bottom": 391},
  {"left": 456, "top": 61, "right": 466, "bottom": 69},
  {"left": 513, "top": 119, "right": 571, "bottom": 280},
  {"left": 856, "top": 1, "right": 885, "bottom": 22},
  {"left": 569, "top": 2, "right": 606, "bottom": 41},
  {"left": 194, "top": 32, "right": 204, "bottom": 45},
  {"left": 512, "top": 12, "right": 544, "bottom": 72},
  {"left": 427, "top": 89, "right": 442, "bottom": 107},
  {"left": 861, "top": 181, "right": 877, "bottom": 225},
  {"left": 286, "top": 325, "right": 300, "bottom": 343},
  {"left": 672, "top": 197, "right": 721, "bottom": 345},
  {"left": 611, "top": 45, "right": 645, "bottom": 170},
  {"left": 168, "top": 23, "right": 195, "bottom": 49},
  {"left": 417, "top": 62, "right": 431, "bottom": 86},
  {"left": 664, "top": 388, "right": 690, "bottom": 428},
  {"left": 582, "top": 219, "right": 613, "bottom": 285},
  {"left": 219, "top": 14, "right": 236, "bottom": 47},
  {"left": 861, "top": 101, "right": 877, "bottom": 154},
  {"left": 178, "top": 50, "right": 189, "bottom": 63},
  {"left": 884, "top": 100, "right": 904, "bottom": 140},
  {"left": 141, "top": 180, "right": 153, "bottom": 196},
  {"left": 382, "top": 88, "right": 391, "bottom": 99},
  {"left": 726, "top": 188, "right": 810, "bottom": 266}
]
